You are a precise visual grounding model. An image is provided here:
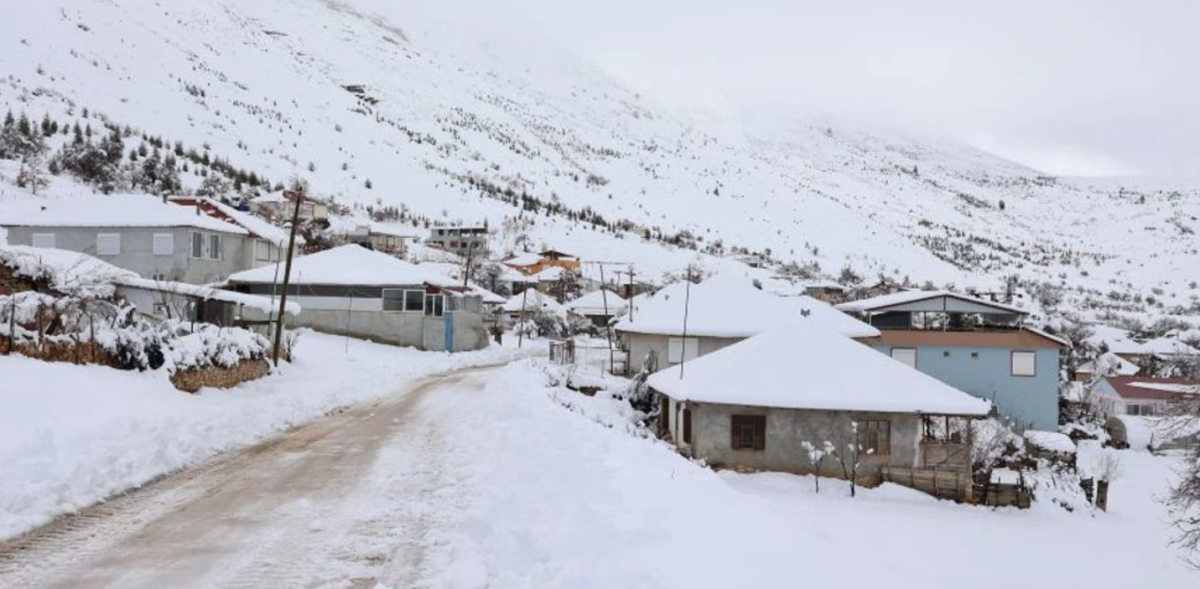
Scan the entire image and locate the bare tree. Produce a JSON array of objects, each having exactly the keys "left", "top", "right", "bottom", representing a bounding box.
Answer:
[
  {"left": 801, "top": 441, "right": 830, "bottom": 494},
  {"left": 1164, "top": 397, "right": 1200, "bottom": 564}
]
